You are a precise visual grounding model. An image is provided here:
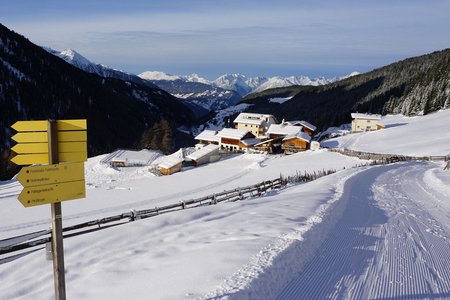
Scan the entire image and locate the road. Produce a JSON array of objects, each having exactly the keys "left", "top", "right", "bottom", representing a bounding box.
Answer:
[{"left": 276, "top": 162, "right": 450, "bottom": 299}]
